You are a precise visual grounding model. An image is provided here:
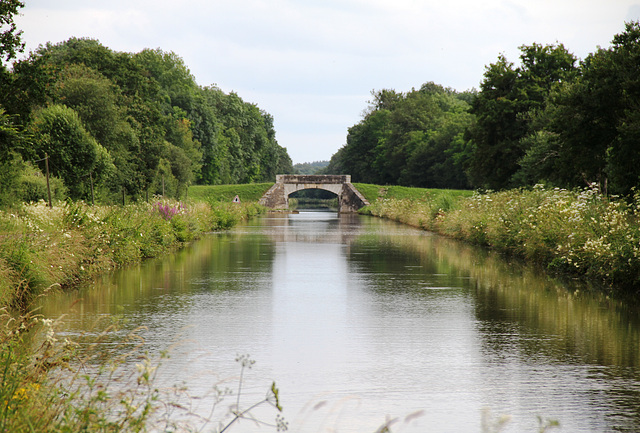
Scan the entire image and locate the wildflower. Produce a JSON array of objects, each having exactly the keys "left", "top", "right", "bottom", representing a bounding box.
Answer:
[{"left": 40, "top": 318, "right": 57, "bottom": 344}]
